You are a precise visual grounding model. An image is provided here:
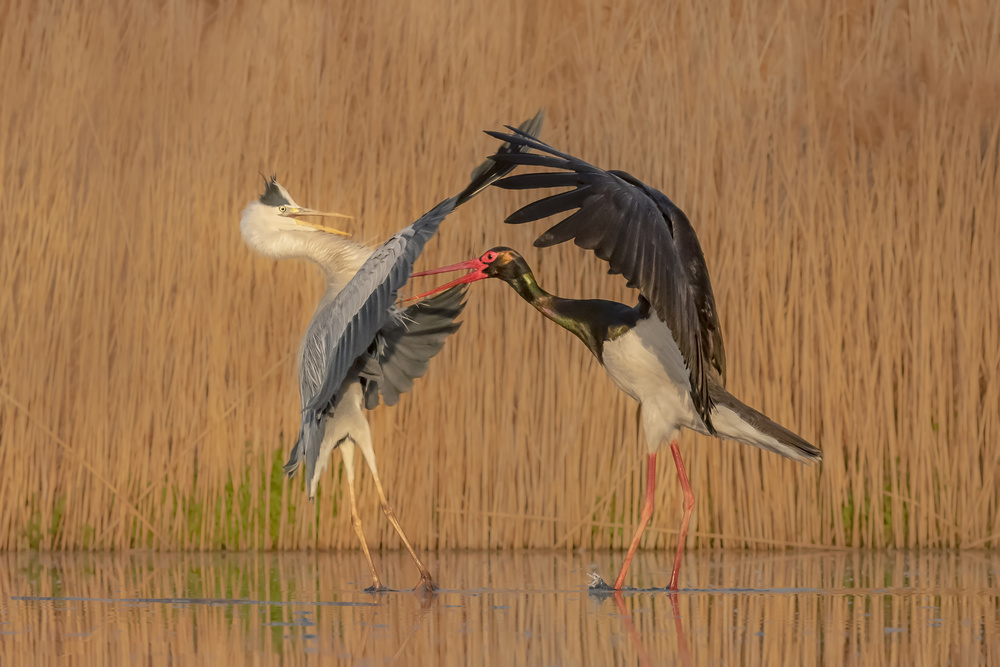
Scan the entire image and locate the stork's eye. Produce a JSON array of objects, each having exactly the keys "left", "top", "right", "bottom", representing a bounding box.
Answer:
[{"left": 482, "top": 251, "right": 498, "bottom": 263}]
